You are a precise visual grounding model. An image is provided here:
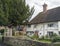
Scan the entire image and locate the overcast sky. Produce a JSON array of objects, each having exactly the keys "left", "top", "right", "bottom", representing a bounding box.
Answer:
[{"left": 26, "top": 0, "right": 60, "bottom": 19}]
